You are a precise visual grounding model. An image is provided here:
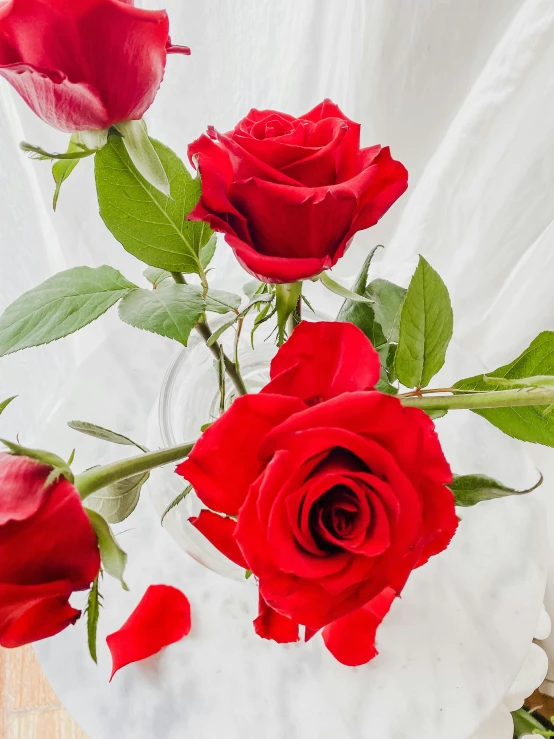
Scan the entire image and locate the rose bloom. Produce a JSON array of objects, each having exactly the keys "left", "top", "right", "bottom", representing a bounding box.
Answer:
[
  {"left": 0, "top": 453, "right": 100, "bottom": 647},
  {"left": 178, "top": 321, "right": 458, "bottom": 666},
  {"left": 0, "top": 0, "right": 190, "bottom": 133},
  {"left": 187, "top": 100, "right": 408, "bottom": 283}
]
